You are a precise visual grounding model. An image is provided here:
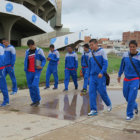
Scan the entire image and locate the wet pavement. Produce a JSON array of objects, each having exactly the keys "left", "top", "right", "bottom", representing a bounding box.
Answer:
[
  {"left": 1, "top": 89, "right": 137, "bottom": 121},
  {"left": 2, "top": 91, "right": 104, "bottom": 121},
  {"left": 0, "top": 83, "right": 140, "bottom": 140}
]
